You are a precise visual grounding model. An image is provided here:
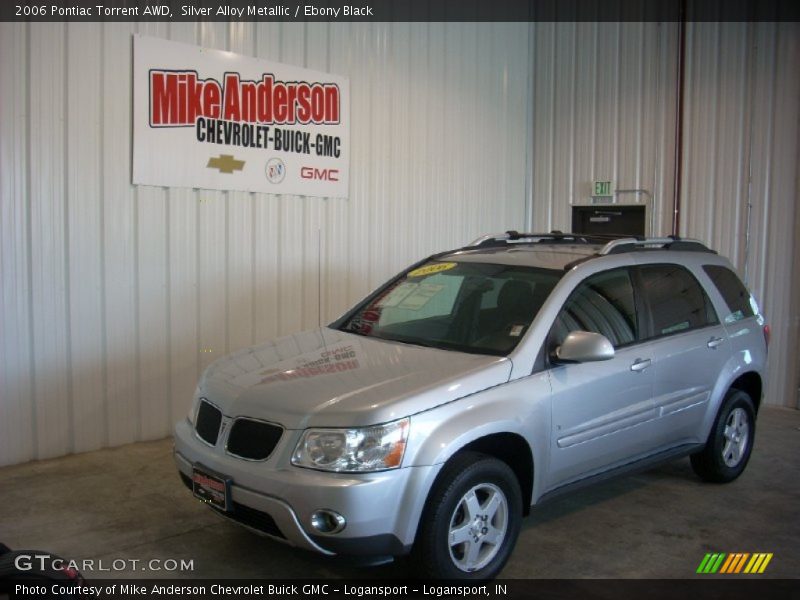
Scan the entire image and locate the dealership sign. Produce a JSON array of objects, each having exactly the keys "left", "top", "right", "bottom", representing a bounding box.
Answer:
[{"left": 133, "top": 35, "right": 349, "bottom": 198}]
